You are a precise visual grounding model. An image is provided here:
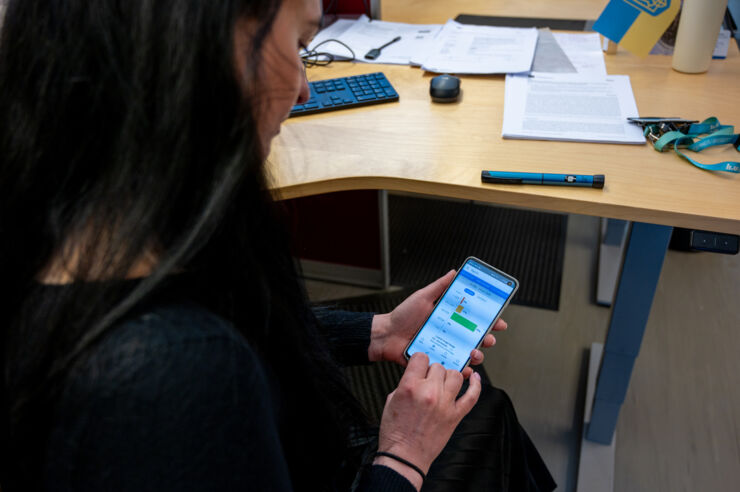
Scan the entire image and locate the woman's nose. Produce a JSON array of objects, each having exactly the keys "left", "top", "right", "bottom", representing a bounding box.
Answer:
[{"left": 296, "top": 75, "right": 310, "bottom": 105}]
